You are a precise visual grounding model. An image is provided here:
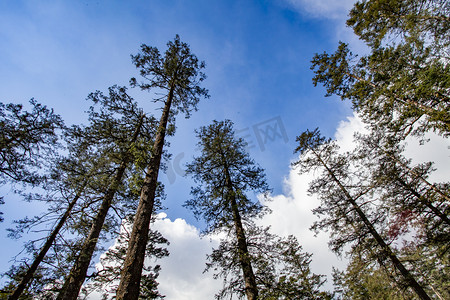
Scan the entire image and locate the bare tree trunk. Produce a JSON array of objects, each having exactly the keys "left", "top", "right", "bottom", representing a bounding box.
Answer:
[
  {"left": 9, "top": 184, "right": 86, "bottom": 300},
  {"left": 225, "top": 167, "right": 258, "bottom": 300},
  {"left": 57, "top": 115, "right": 144, "bottom": 300},
  {"left": 312, "top": 149, "right": 432, "bottom": 300},
  {"left": 116, "top": 86, "right": 174, "bottom": 300}
]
